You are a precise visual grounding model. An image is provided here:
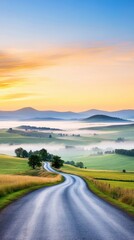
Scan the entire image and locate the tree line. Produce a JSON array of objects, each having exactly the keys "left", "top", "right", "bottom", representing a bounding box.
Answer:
[
  {"left": 15, "top": 147, "right": 64, "bottom": 169},
  {"left": 115, "top": 149, "right": 134, "bottom": 157},
  {"left": 65, "top": 160, "right": 85, "bottom": 168}
]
